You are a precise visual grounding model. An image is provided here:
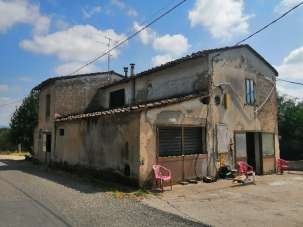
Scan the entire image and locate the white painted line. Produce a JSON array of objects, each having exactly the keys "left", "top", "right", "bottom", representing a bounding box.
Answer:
[{"left": 0, "top": 162, "right": 7, "bottom": 166}]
